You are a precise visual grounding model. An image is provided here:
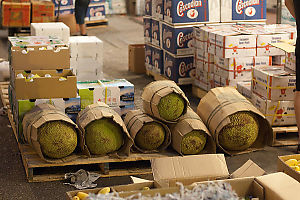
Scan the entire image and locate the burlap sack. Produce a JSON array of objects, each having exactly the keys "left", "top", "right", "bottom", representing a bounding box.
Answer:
[
  {"left": 76, "top": 102, "right": 133, "bottom": 157},
  {"left": 124, "top": 109, "right": 171, "bottom": 153},
  {"left": 197, "top": 87, "right": 272, "bottom": 155},
  {"left": 169, "top": 107, "right": 216, "bottom": 155},
  {"left": 22, "top": 103, "right": 81, "bottom": 163},
  {"left": 141, "top": 80, "right": 190, "bottom": 123}
]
